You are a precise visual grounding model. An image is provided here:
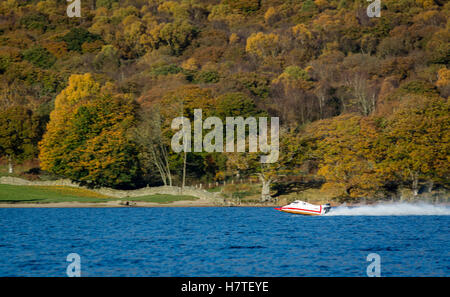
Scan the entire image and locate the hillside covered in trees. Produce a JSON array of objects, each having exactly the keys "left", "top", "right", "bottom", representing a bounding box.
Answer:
[{"left": 0, "top": 0, "right": 448, "bottom": 202}]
